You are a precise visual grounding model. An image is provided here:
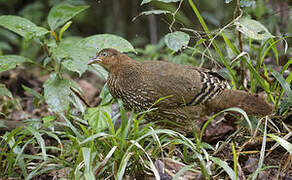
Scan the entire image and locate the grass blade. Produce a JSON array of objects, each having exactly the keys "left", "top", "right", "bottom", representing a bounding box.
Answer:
[
  {"left": 267, "top": 134, "right": 292, "bottom": 155},
  {"left": 210, "top": 156, "right": 237, "bottom": 180},
  {"left": 26, "top": 126, "right": 47, "bottom": 161},
  {"left": 117, "top": 152, "right": 133, "bottom": 180},
  {"left": 250, "top": 117, "right": 268, "bottom": 180}
]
